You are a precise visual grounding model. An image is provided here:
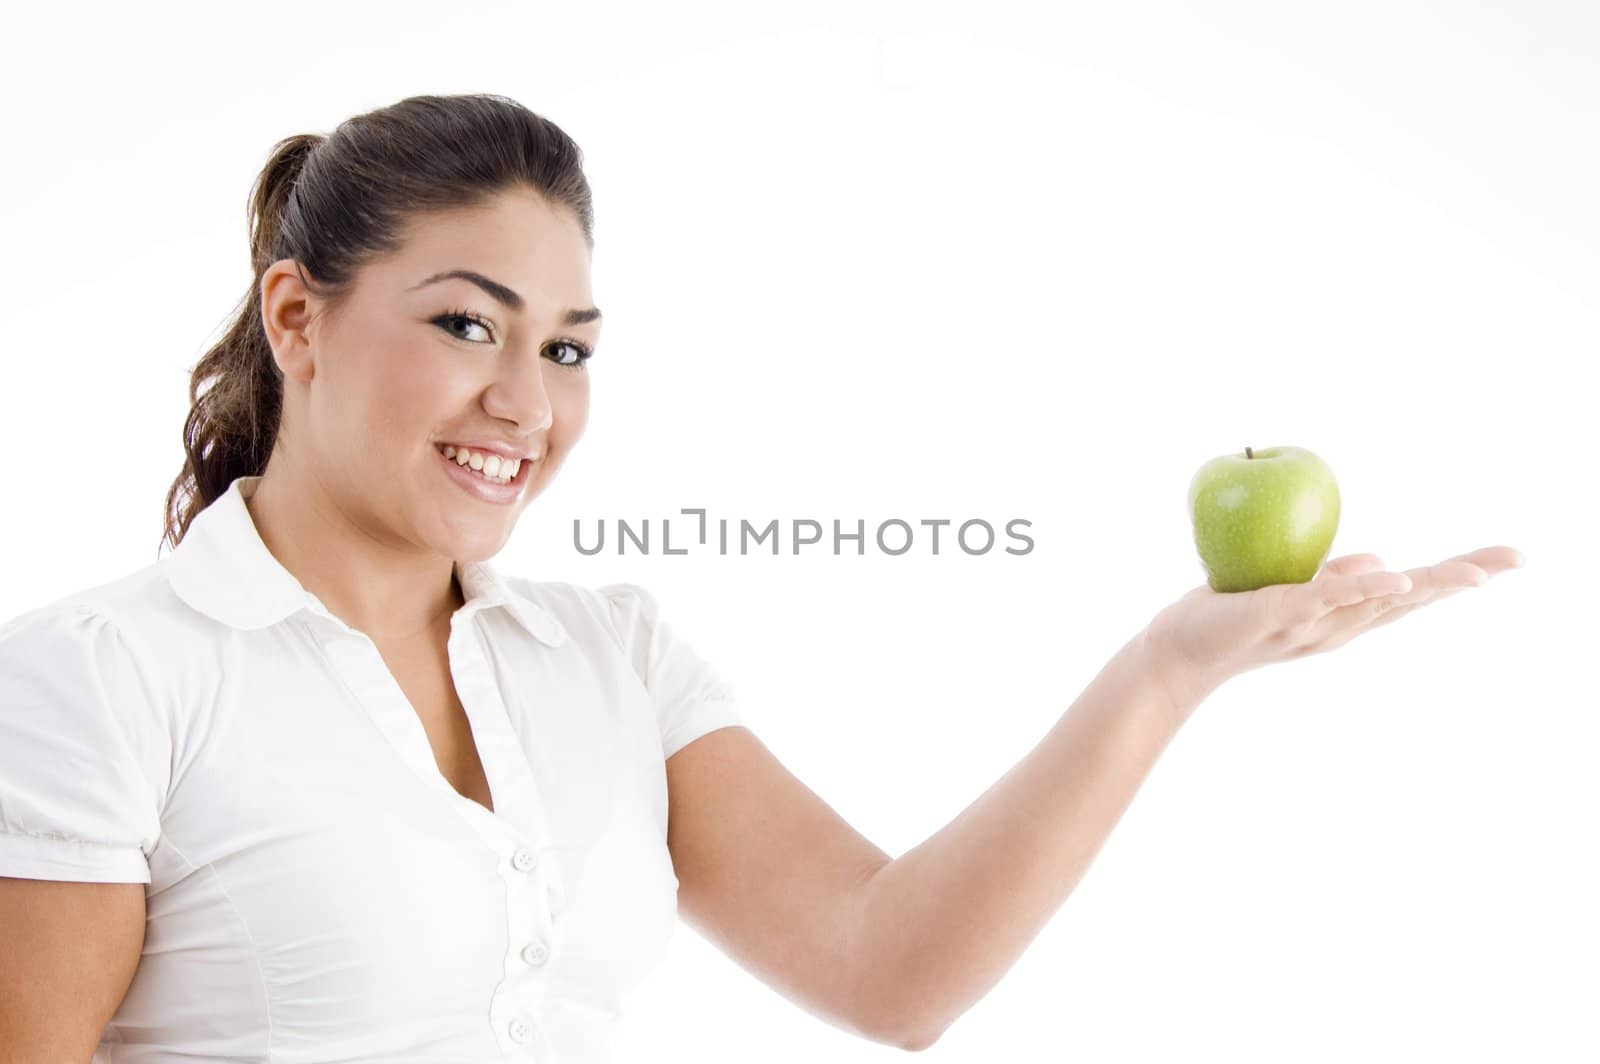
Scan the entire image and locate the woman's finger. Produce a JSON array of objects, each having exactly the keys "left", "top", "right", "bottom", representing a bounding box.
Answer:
[
  {"left": 1298, "top": 568, "right": 1413, "bottom": 619},
  {"left": 1303, "top": 599, "right": 1424, "bottom": 653},
  {"left": 1275, "top": 545, "right": 1522, "bottom": 657},
  {"left": 1362, "top": 584, "right": 1471, "bottom": 632},
  {"left": 1307, "top": 559, "right": 1486, "bottom": 643},
  {"left": 1455, "top": 544, "right": 1526, "bottom": 576},
  {"left": 1316, "top": 553, "right": 1386, "bottom": 581},
  {"left": 1299, "top": 544, "right": 1522, "bottom": 623}
]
